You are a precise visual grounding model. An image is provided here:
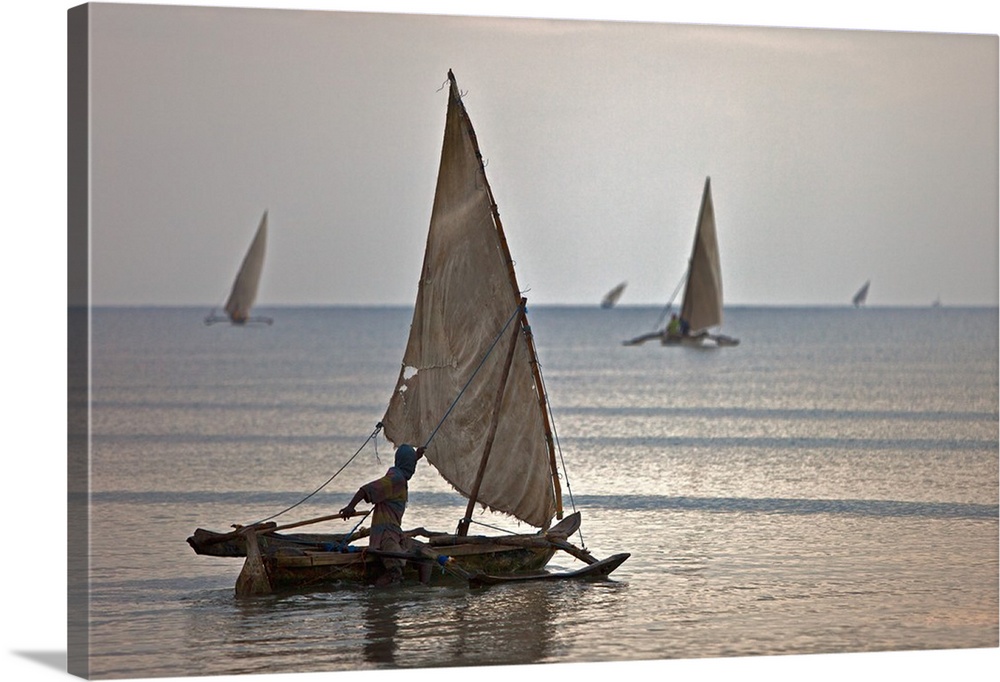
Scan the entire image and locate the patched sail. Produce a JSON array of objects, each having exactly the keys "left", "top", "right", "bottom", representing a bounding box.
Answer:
[
  {"left": 679, "top": 178, "right": 723, "bottom": 333},
  {"left": 224, "top": 211, "right": 268, "bottom": 322},
  {"left": 381, "top": 71, "right": 558, "bottom": 530}
]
